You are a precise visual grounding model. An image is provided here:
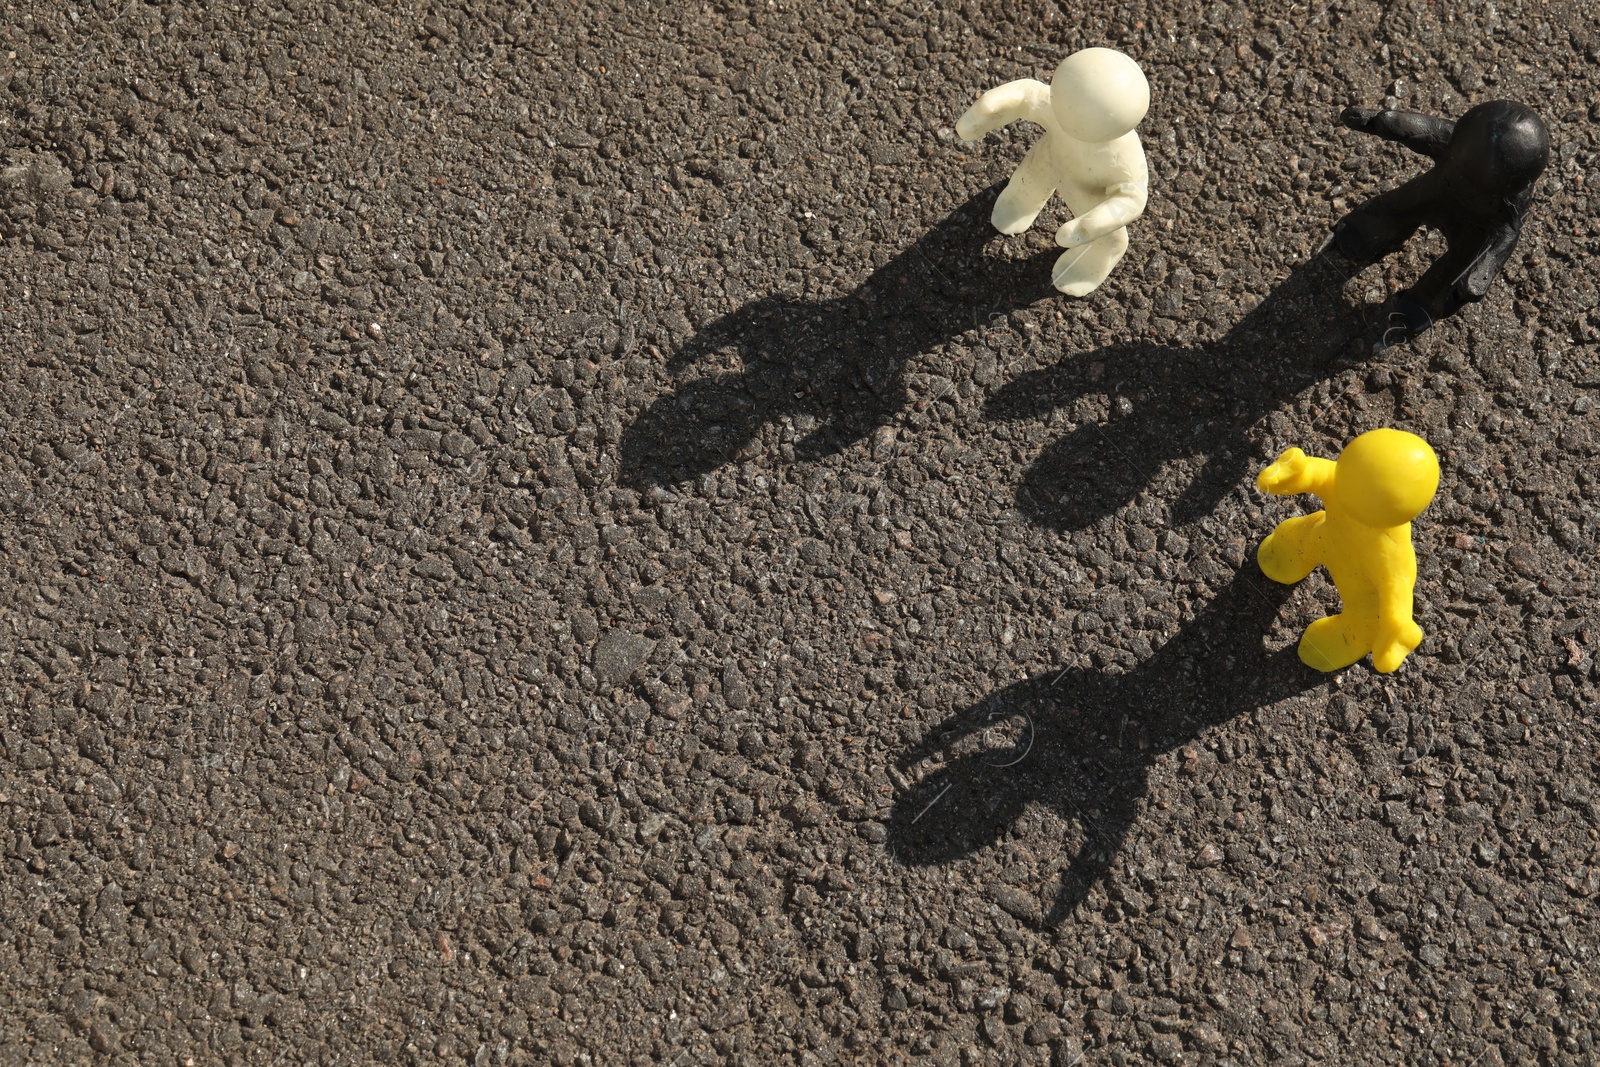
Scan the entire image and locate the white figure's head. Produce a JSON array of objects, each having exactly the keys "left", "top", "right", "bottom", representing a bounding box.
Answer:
[{"left": 1050, "top": 47, "right": 1149, "bottom": 143}]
